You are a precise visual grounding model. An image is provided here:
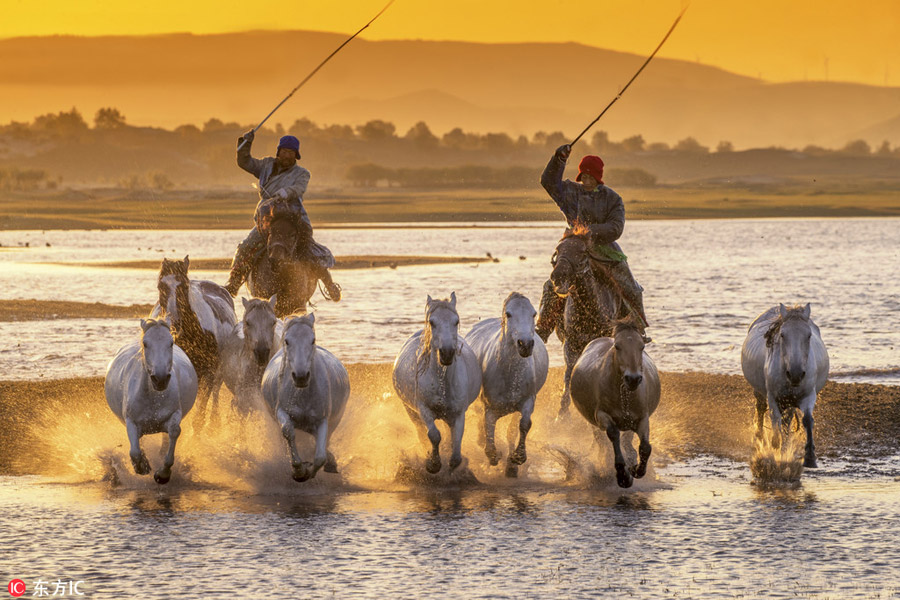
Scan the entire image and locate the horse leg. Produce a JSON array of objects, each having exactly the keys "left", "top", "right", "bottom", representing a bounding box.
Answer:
[
  {"left": 754, "top": 391, "right": 767, "bottom": 440},
  {"left": 448, "top": 411, "right": 466, "bottom": 472},
  {"left": 509, "top": 396, "right": 535, "bottom": 469},
  {"left": 630, "top": 416, "right": 652, "bottom": 479},
  {"left": 766, "top": 393, "right": 784, "bottom": 451},
  {"left": 419, "top": 404, "right": 442, "bottom": 474},
  {"left": 559, "top": 341, "right": 578, "bottom": 417},
  {"left": 324, "top": 451, "right": 339, "bottom": 474},
  {"left": 192, "top": 381, "right": 212, "bottom": 433},
  {"left": 275, "top": 408, "right": 307, "bottom": 482},
  {"left": 154, "top": 414, "right": 182, "bottom": 484},
  {"left": 483, "top": 405, "right": 500, "bottom": 466},
  {"left": 125, "top": 419, "right": 151, "bottom": 475},
  {"left": 800, "top": 394, "right": 818, "bottom": 468},
  {"left": 598, "top": 410, "right": 632, "bottom": 488},
  {"left": 308, "top": 419, "right": 329, "bottom": 480}
]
